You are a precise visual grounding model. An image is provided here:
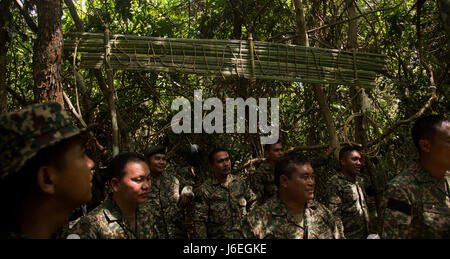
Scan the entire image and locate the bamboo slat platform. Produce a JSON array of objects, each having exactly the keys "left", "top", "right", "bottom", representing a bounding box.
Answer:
[{"left": 64, "top": 32, "right": 386, "bottom": 87}]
